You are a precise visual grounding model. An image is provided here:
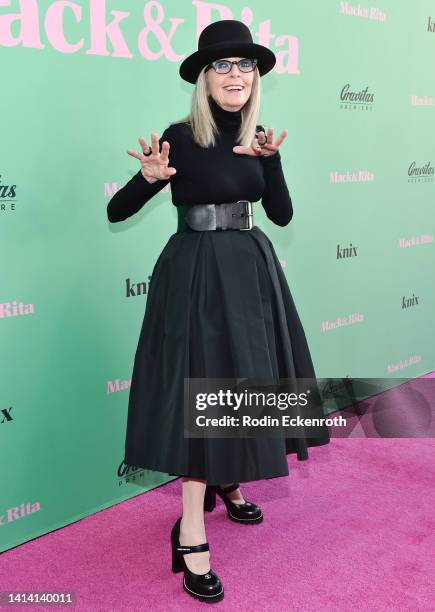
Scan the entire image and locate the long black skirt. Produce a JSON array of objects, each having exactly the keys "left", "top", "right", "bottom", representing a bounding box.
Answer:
[{"left": 124, "top": 221, "right": 330, "bottom": 485}]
